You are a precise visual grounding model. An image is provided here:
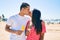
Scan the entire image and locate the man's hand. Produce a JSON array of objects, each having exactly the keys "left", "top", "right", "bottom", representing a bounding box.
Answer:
[
  {"left": 5, "top": 24, "right": 23, "bottom": 35},
  {"left": 15, "top": 30, "right": 23, "bottom": 35}
]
